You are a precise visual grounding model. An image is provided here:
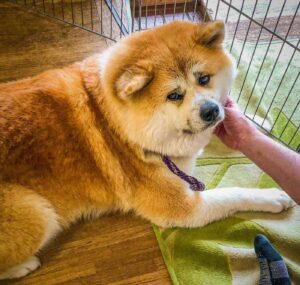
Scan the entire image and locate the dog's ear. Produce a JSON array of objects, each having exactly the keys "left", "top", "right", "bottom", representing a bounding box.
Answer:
[
  {"left": 194, "top": 20, "right": 225, "bottom": 48},
  {"left": 116, "top": 61, "right": 153, "bottom": 100}
]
